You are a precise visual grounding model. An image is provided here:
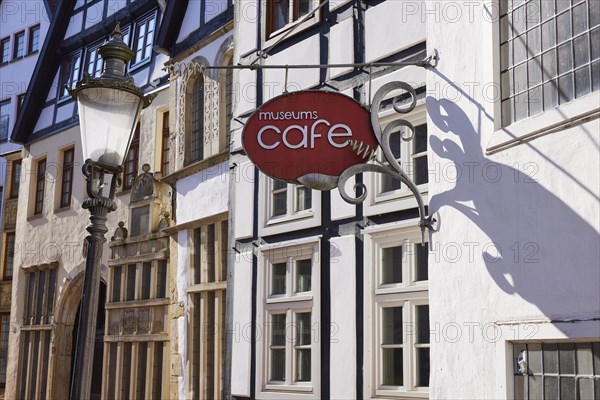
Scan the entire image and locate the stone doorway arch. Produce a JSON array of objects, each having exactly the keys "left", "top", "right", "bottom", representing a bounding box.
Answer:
[{"left": 49, "top": 269, "right": 107, "bottom": 400}]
